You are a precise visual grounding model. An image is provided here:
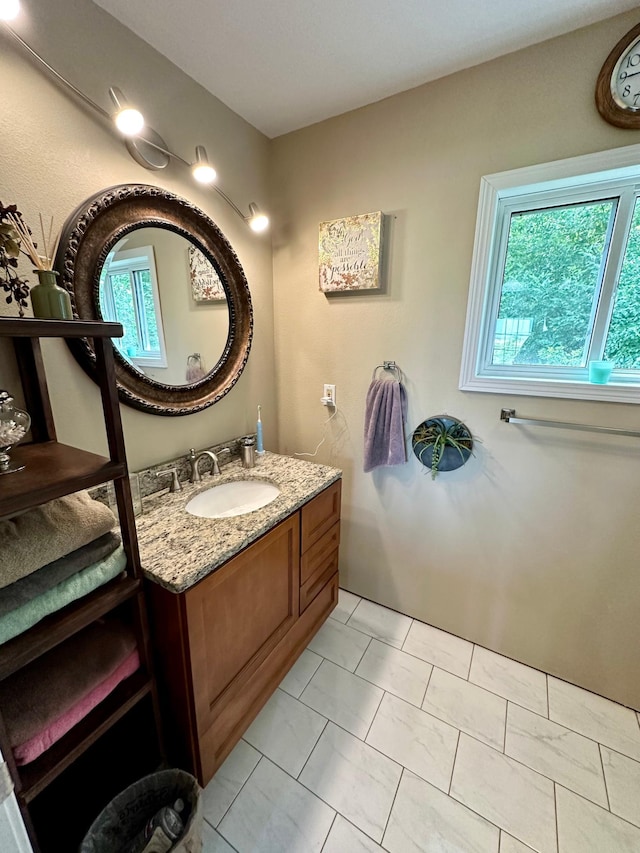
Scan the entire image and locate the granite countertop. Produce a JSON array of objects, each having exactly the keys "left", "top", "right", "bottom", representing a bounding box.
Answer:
[{"left": 136, "top": 452, "right": 342, "bottom": 593}]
